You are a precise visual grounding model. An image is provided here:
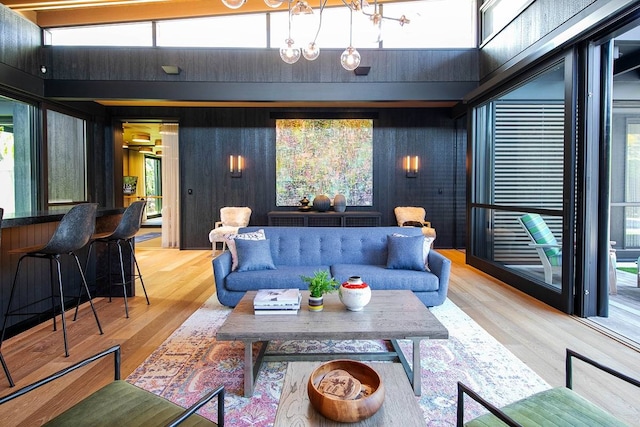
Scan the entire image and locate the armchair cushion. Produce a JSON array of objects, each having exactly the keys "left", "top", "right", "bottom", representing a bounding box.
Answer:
[
  {"left": 520, "top": 213, "right": 561, "bottom": 262},
  {"left": 464, "top": 387, "right": 626, "bottom": 427},
  {"left": 44, "top": 381, "right": 216, "bottom": 427},
  {"left": 394, "top": 206, "right": 428, "bottom": 227}
]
